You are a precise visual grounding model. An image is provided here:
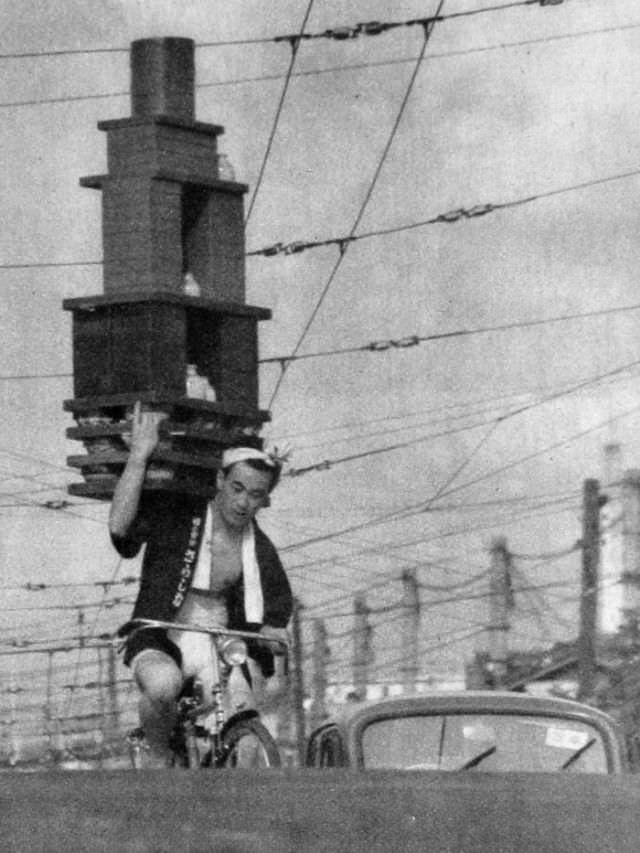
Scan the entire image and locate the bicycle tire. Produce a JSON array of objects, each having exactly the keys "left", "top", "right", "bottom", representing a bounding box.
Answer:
[{"left": 217, "top": 717, "right": 281, "bottom": 768}]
